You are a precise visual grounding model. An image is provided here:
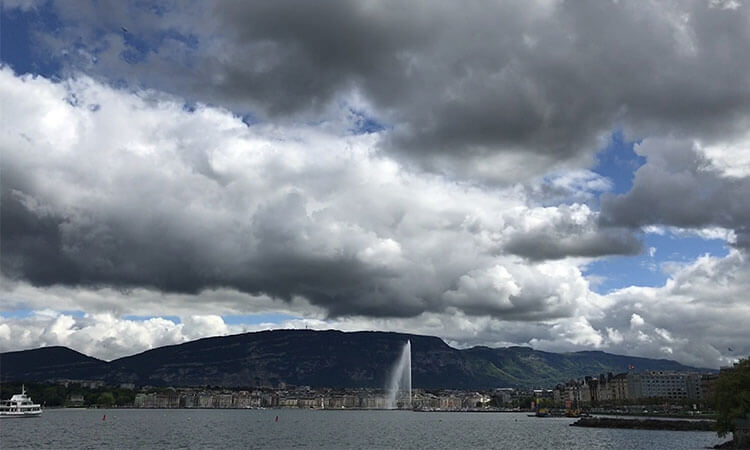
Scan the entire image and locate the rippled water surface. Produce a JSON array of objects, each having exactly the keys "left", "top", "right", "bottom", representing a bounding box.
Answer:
[{"left": 0, "top": 409, "right": 726, "bottom": 449}]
